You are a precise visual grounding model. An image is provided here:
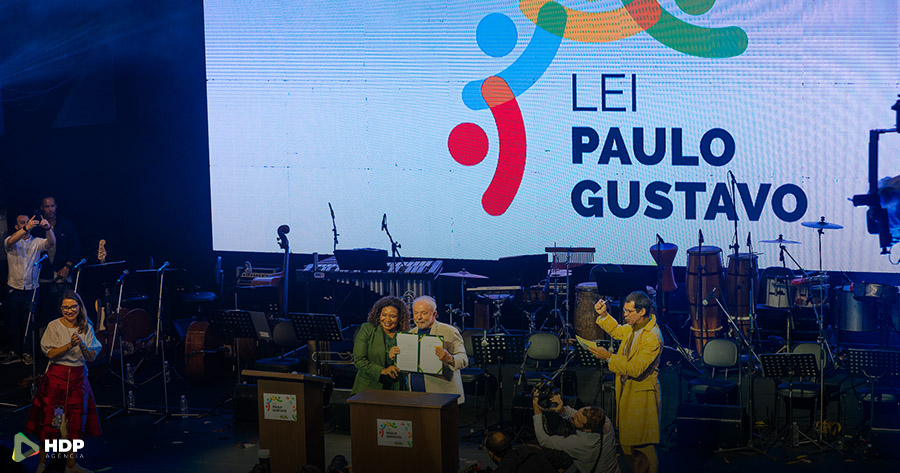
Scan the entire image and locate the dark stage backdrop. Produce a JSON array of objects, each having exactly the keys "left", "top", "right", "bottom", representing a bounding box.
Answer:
[{"left": 0, "top": 0, "right": 215, "bottom": 287}]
